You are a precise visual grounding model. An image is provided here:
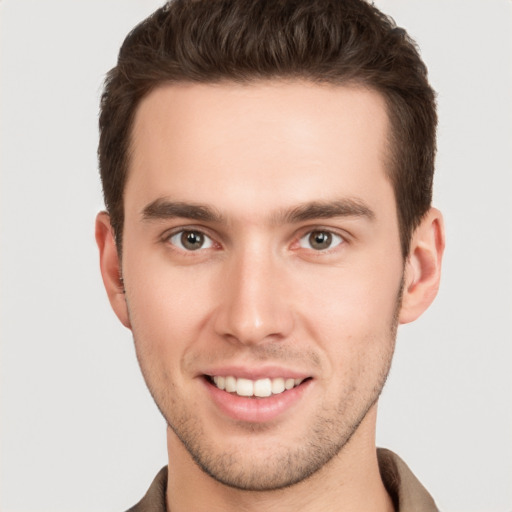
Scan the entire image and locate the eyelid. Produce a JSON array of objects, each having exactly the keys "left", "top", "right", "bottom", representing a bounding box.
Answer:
[
  {"left": 161, "top": 225, "right": 220, "bottom": 251},
  {"left": 293, "top": 225, "right": 350, "bottom": 252},
  {"left": 159, "top": 224, "right": 350, "bottom": 252},
  {"left": 170, "top": 231, "right": 213, "bottom": 250}
]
